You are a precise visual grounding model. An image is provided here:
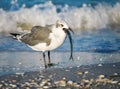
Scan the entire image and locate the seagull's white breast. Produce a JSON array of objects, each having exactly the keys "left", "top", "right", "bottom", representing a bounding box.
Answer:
[{"left": 47, "top": 28, "right": 66, "bottom": 51}]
